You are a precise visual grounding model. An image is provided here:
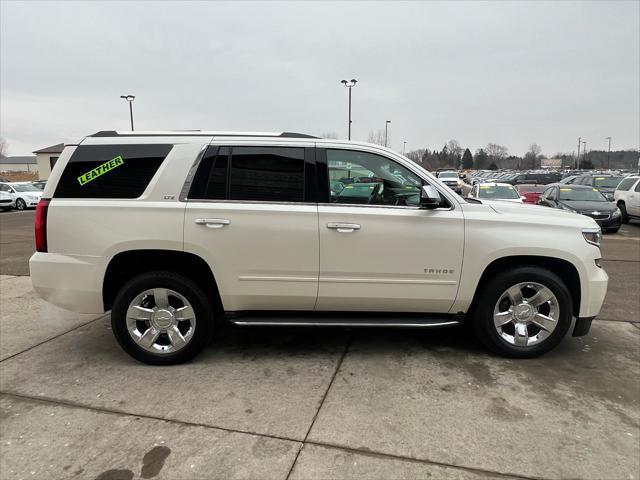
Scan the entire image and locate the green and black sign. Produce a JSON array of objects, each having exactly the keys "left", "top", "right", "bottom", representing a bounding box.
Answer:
[{"left": 77, "top": 156, "right": 125, "bottom": 186}]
